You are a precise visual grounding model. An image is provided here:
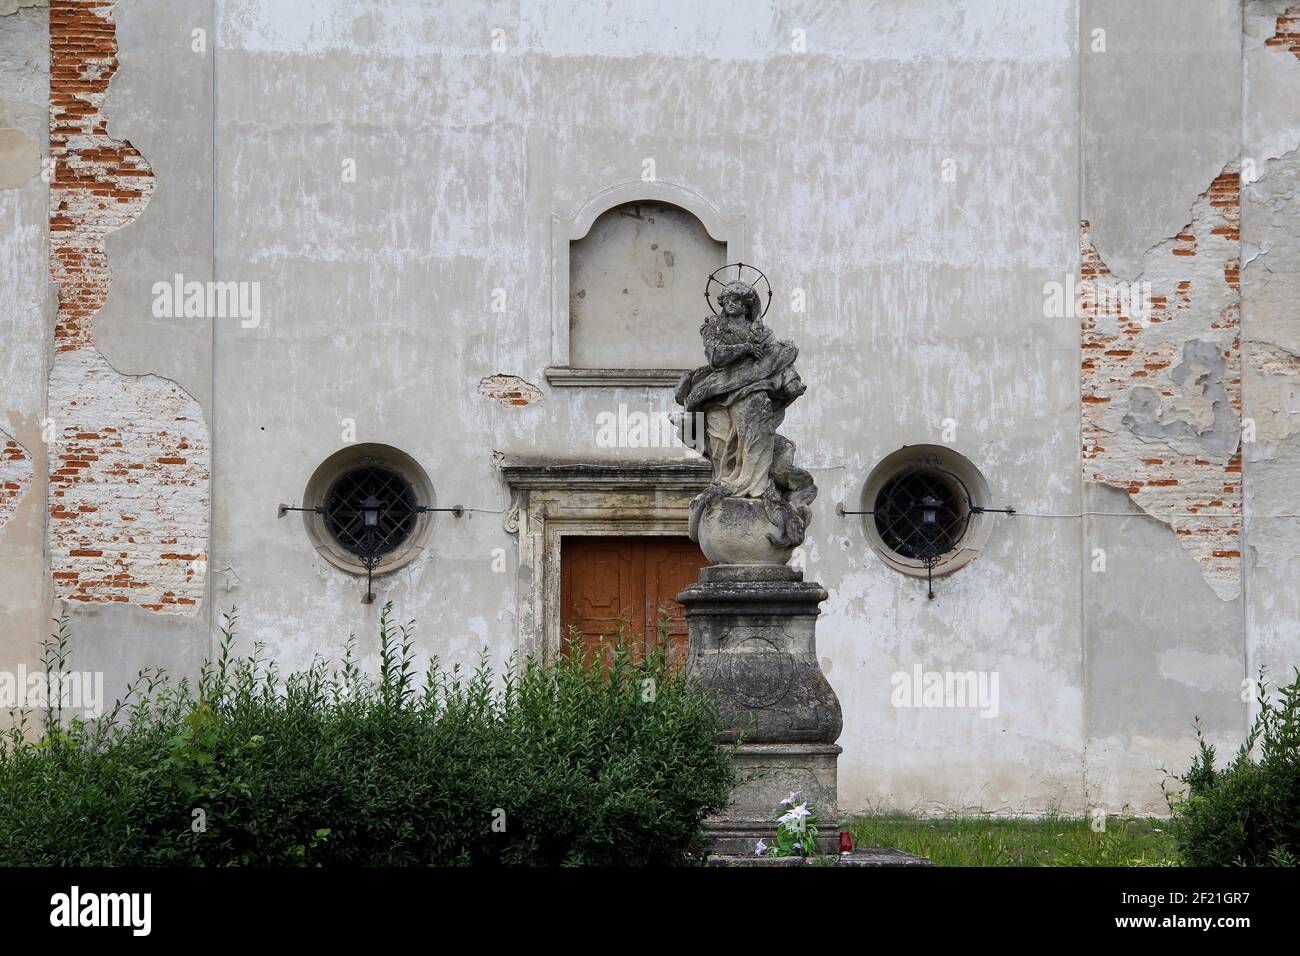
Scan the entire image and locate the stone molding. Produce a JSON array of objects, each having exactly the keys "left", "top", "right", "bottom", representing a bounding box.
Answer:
[
  {"left": 500, "top": 459, "right": 711, "bottom": 660},
  {"left": 548, "top": 181, "right": 745, "bottom": 376},
  {"left": 542, "top": 367, "right": 690, "bottom": 388}
]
